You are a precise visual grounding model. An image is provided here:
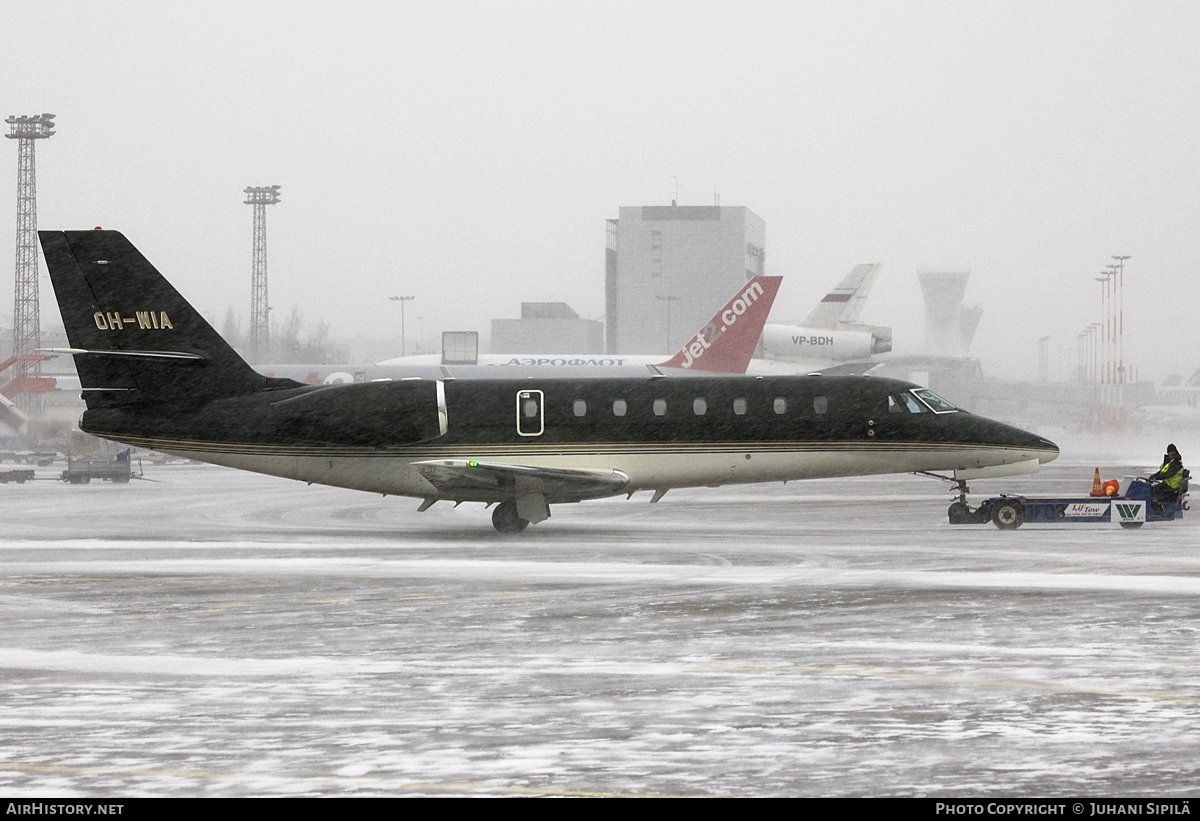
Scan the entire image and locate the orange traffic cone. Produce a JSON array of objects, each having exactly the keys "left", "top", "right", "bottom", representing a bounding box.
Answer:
[{"left": 1089, "top": 467, "right": 1104, "bottom": 497}]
